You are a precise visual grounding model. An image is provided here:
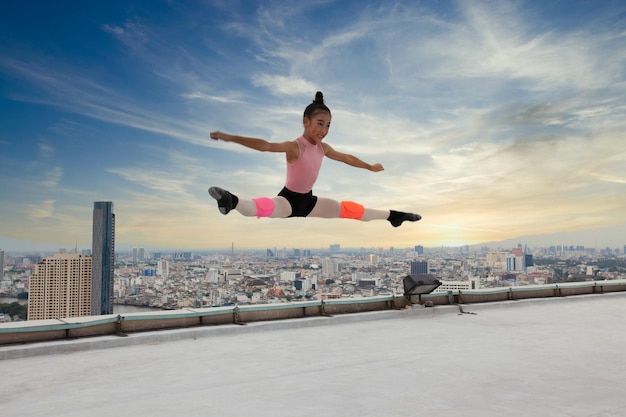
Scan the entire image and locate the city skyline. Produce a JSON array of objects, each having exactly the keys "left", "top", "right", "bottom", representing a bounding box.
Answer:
[{"left": 1, "top": 1, "right": 625, "bottom": 251}]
